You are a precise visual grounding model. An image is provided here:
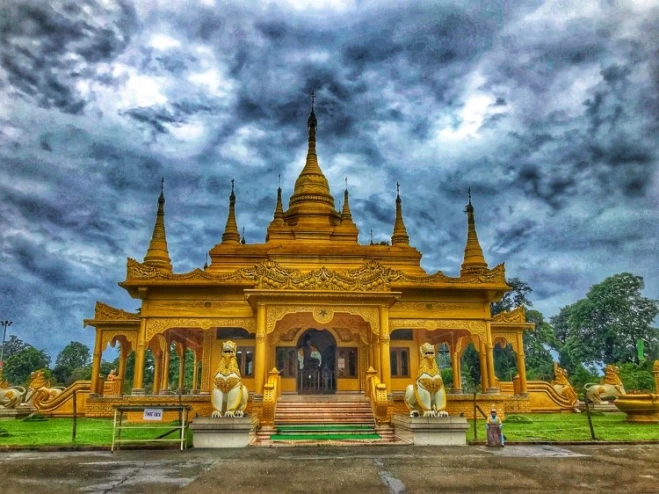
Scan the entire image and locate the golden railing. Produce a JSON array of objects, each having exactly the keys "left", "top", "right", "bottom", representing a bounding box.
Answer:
[
  {"left": 261, "top": 368, "right": 281, "bottom": 426},
  {"left": 366, "top": 366, "right": 391, "bottom": 424}
]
